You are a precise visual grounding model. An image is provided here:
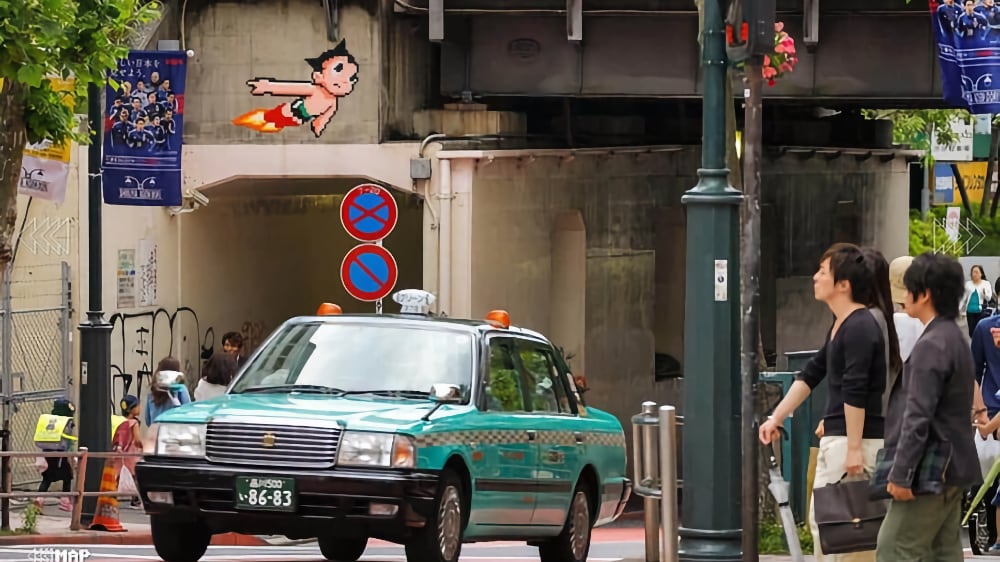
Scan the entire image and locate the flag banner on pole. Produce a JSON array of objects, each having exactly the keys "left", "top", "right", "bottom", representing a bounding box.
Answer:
[
  {"left": 19, "top": 78, "right": 75, "bottom": 204},
  {"left": 931, "top": 0, "right": 1000, "bottom": 114},
  {"left": 102, "top": 50, "right": 186, "bottom": 206}
]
